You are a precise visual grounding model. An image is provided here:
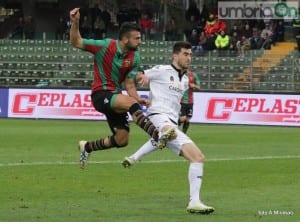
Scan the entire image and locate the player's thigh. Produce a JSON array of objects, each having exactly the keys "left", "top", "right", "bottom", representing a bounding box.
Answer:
[
  {"left": 167, "top": 130, "right": 193, "bottom": 156},
  {"left": 106, "top": 111, "right": 130, "bottom": 144},
  {"left": 112, "top": 94, "right": 137, "bottom": 113},
  {"left": 92, "top": 91, "right": 115, "bottom": 113},
  {"left": 181, "top": 142, "right": 205, "bottom": 162},
  {"left": 149, "top": 114, "right": 177, "bottom": 131},
  {"left": 106, "top": 110, "right": 130, "bottom": 133}
]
